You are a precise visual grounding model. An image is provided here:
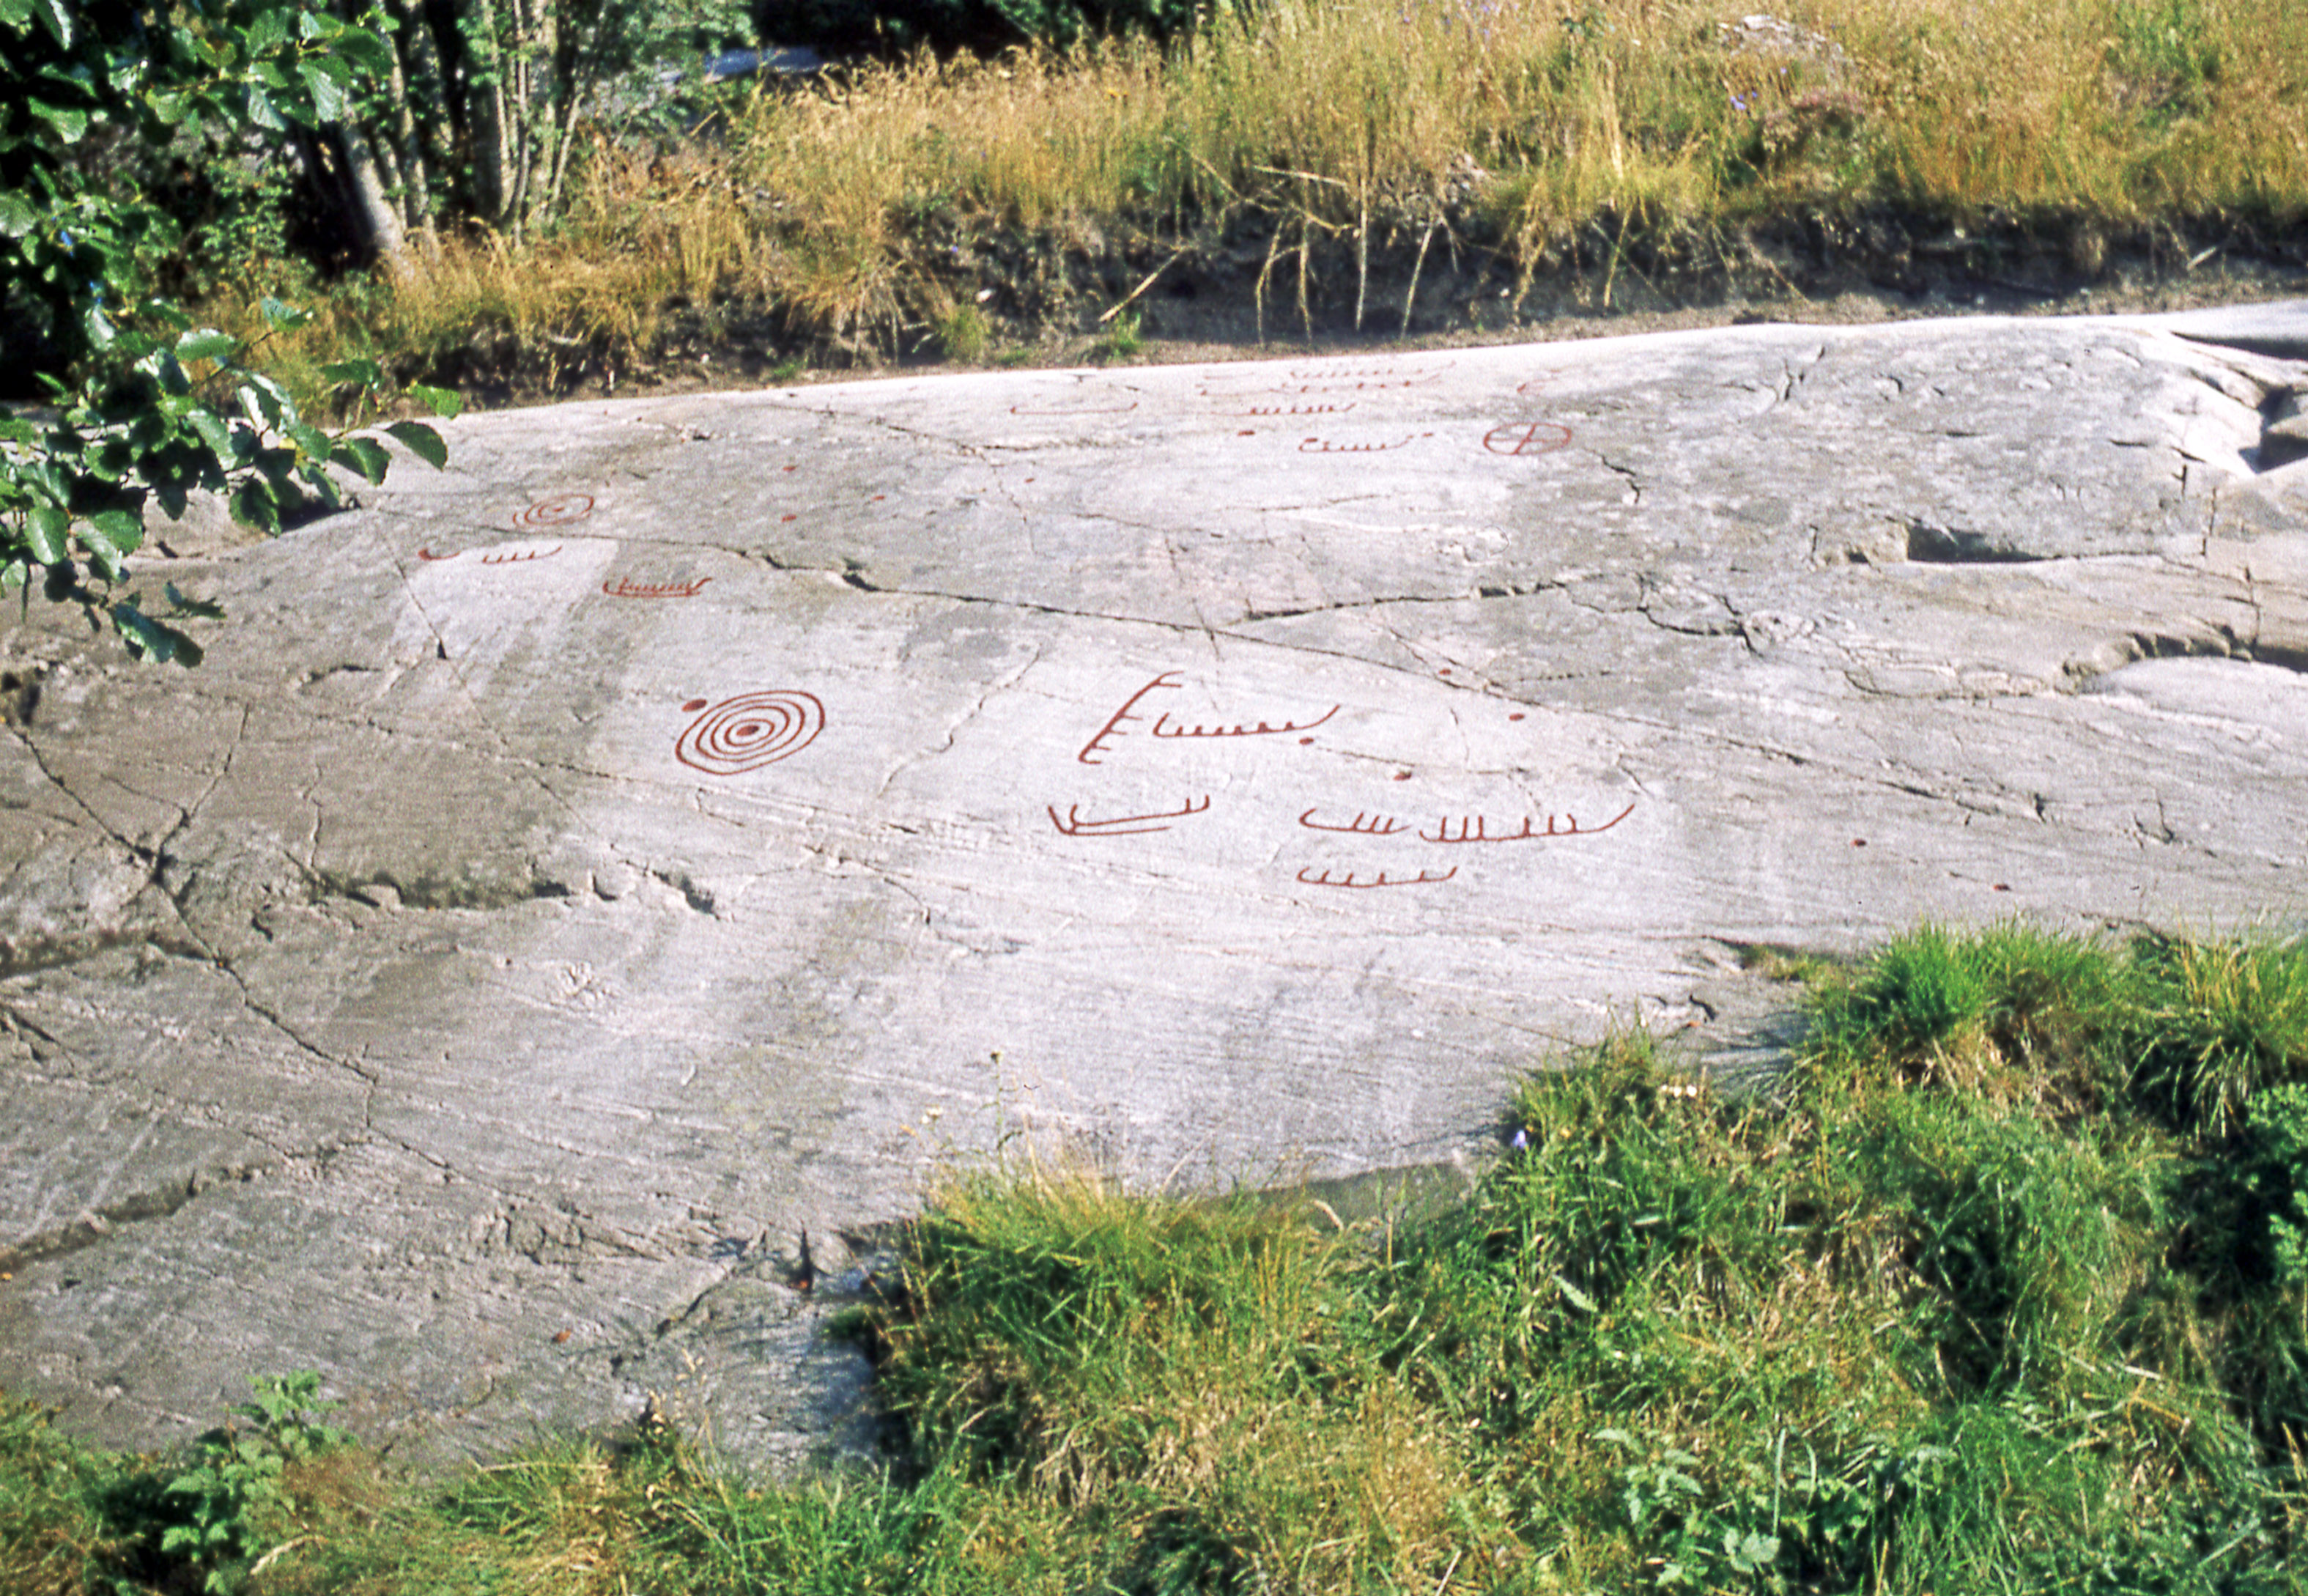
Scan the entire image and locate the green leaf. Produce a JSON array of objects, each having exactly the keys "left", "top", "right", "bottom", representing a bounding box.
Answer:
[
  {"left": 407, "top": 383, "right": 464, "bottom": 420},
  {"left": 229, "top": 481, "right": 281, "bottom": 533},
  {"left": 88, "top": 509, "right": 143, "bottom": 556},
  {"left": 331, "top": 437, "right": 392, "bottom": 484},
  {"left": 146, "top": 90, "right": 188, "bottom": 125},
  {"left": 258, "top": 295, "right": 313, "bottom": 330},
  {"left": 1553, "top": 1274, "right": 1597, "bottom": 1313},
  {"left": 78, "top": 522, "right": 127, "bottom": 580},
  {"left": 114, "top": 601, "right": 202, "bottom": 666},
  {"left": 245, "top": 86, "right": 284, "bottom": 131},
  {"left": 28, "top": 99, "right": 87, "bottom": 143},
  {"left": 175, "top": 328, "right": 240, "bottom": 364},
  {"left": 25, "top": 506, "right": 70, "bottom": 565},
  {"left": 287, "top": 422, "right": 333, "bottom": 459},
  {"left": 237, "top": 378, "right": 286, "bottom": 429},
  {"left": 333, "top": 28, "right": 394, "bottom": 75},
  {"left": 297, "top": 59, "right": 348, "bottom": 122},
  {"left": 188, "top": 408, "right": 246, "bottom": 465},
  {"left": 12, "top": 0, "right": 73, "bottom": 47},
  {"left": 85, "top": 303, "right": 116, "bottom": 348},
  {"left": 321, "top": 358, "right": 385, "bottom": 390},
  {"left": 0, "top": 191, "right": 35, "bottom": 239},
  {"left": 245, "top": 5, "right": 290, "bottom": 53},
  {"left": 384, "top": 421, "right": 448, "bottom": 470},
  {"left": 229, "top": 478, "right": 284, "bottom": 533}
]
